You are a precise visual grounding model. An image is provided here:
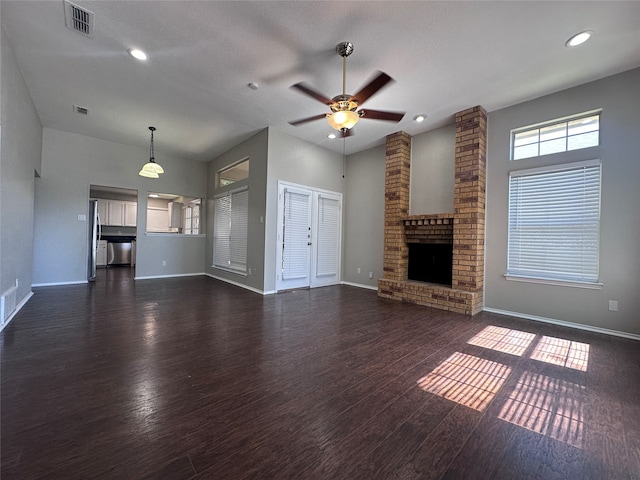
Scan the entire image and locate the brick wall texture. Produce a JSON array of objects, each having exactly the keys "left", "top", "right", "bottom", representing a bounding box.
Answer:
[{"left": 378, "top": 106, "right": 487, "bottom": 316}]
